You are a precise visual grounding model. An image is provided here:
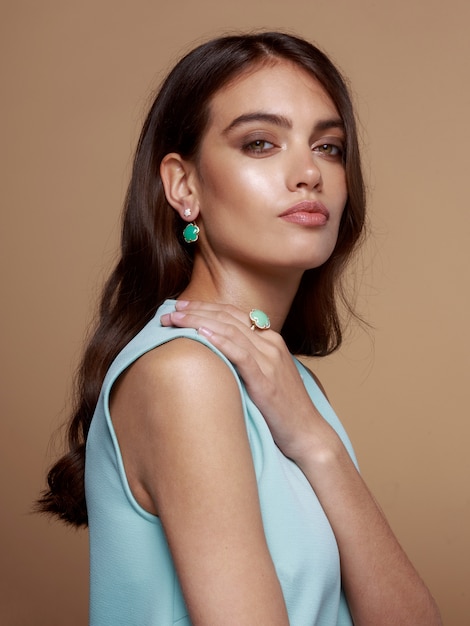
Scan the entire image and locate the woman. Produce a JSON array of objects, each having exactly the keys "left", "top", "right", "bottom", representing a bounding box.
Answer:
[{"left": 38, "top": 32, "right": 441, "bottom": 625}]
